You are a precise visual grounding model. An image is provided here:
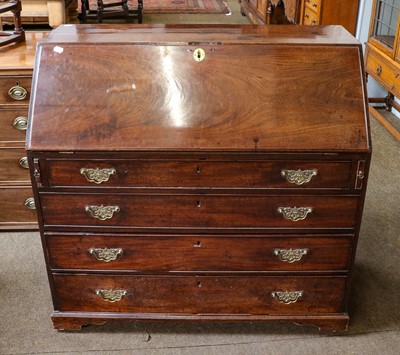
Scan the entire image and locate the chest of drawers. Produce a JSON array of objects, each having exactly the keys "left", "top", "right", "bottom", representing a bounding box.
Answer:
[
  {"left": 27, "top": 24, "right": 371, "bottom": 332},
  {"left": 0, "top": 32, "right": 46, "bottom": 230}
]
